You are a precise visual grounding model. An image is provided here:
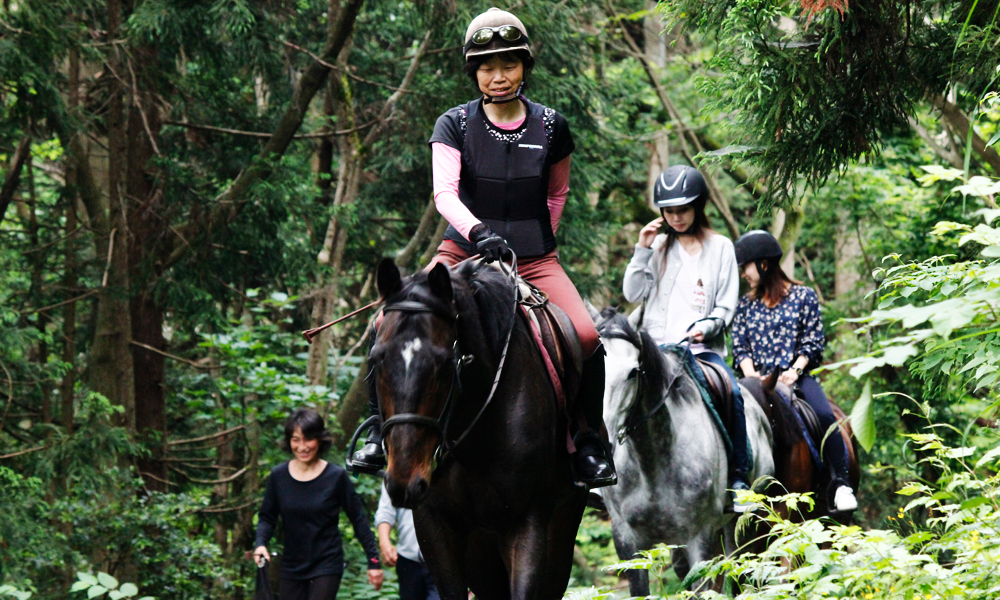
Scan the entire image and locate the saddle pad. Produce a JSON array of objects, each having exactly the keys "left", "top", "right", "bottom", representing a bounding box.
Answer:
[{"left": 663, "top": 345, "right": 735, "bottom": 460}]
